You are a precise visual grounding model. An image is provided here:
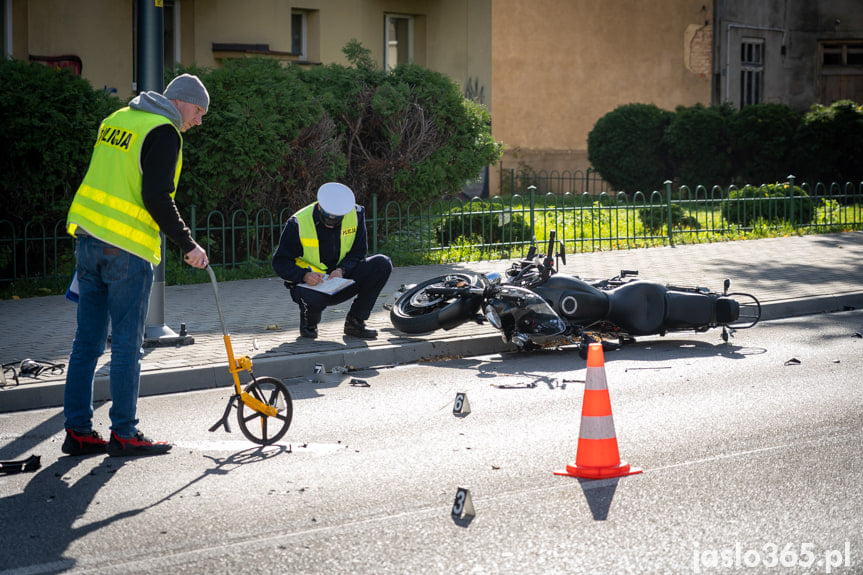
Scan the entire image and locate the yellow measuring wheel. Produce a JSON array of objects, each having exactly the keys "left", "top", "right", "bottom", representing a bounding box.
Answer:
[{"left": 205, "top": 266, "right": 293, "bottom": 445}]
